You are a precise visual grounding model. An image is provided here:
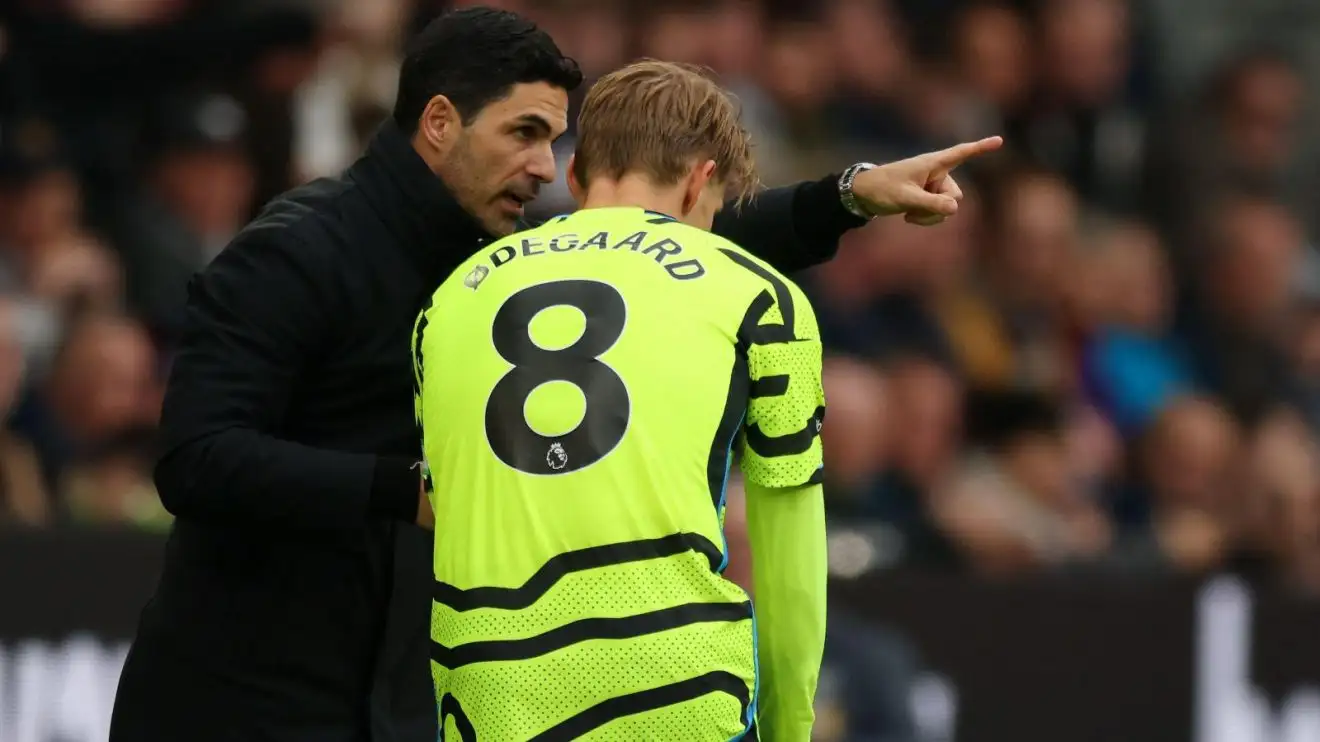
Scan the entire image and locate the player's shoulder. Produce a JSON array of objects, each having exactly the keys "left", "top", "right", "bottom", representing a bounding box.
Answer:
[
  {"left": 702, "top": 231, "right": 813, "bottom": 305},
  {"left": 431, "top": 223, "right": 535, "bottom": 303},
  {"left": 646, "top": 219, "right": 794, "bottom": 286}
]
